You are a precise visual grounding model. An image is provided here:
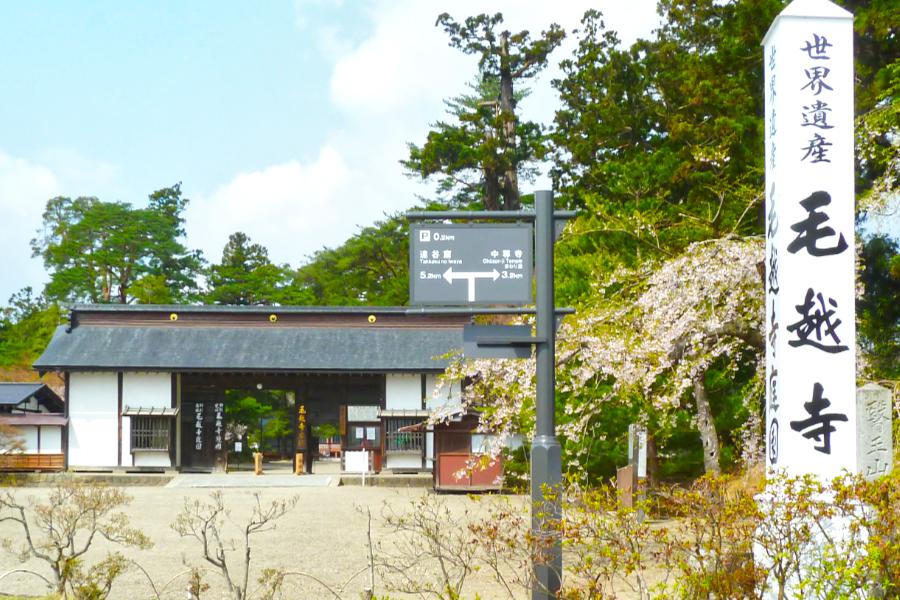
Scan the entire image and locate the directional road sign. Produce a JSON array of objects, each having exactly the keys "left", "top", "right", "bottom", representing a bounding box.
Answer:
[{"left": 409, "top": 223, "right": 533, "bottom": 305}]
